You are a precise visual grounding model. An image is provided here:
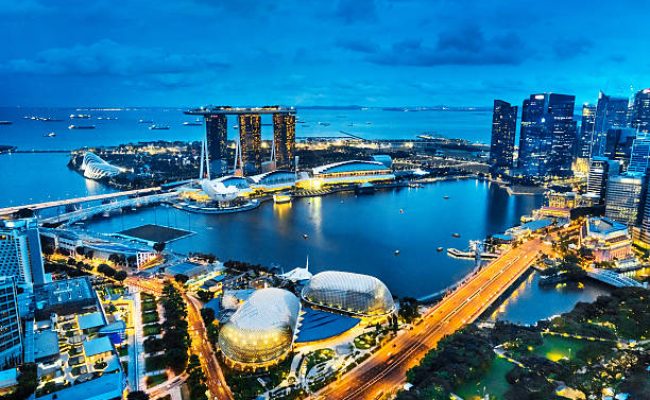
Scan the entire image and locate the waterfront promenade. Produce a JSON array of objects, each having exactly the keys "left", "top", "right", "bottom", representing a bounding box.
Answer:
[{"left": 314, "top": 238, "right": 545, "bottom": 400}]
